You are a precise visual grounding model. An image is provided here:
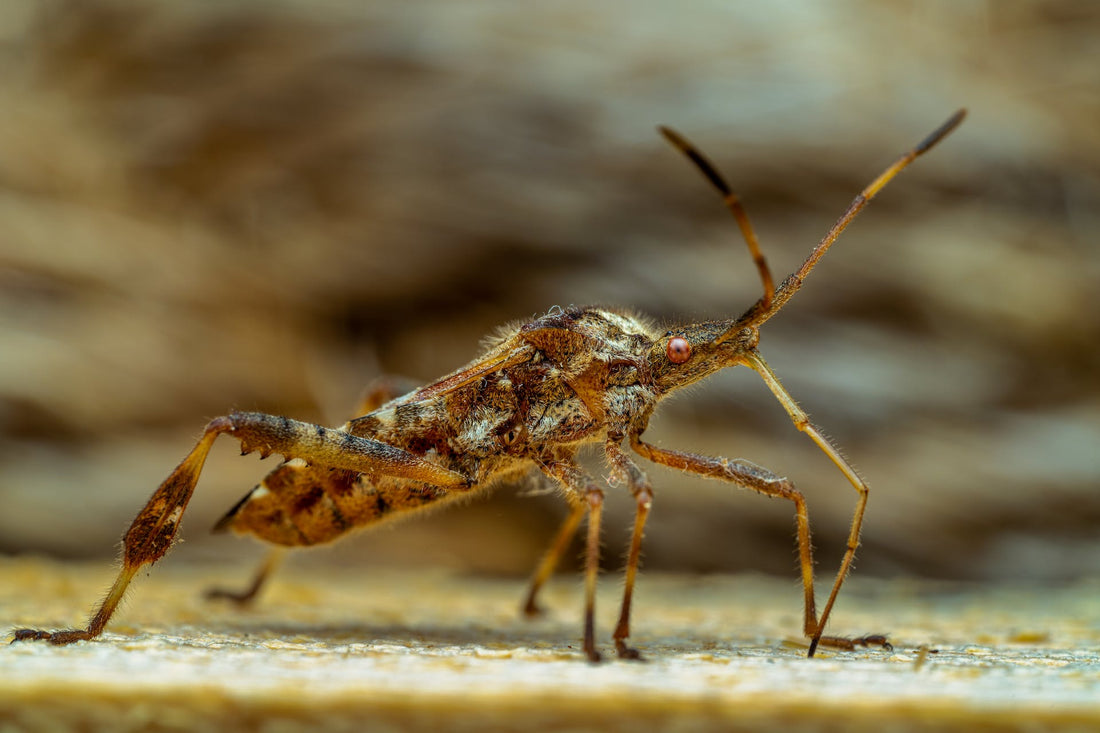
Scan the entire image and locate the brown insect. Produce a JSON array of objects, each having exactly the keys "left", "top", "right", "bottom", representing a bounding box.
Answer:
[{"left": 12, "top": 109, "right": 966, "bottom": 661}]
